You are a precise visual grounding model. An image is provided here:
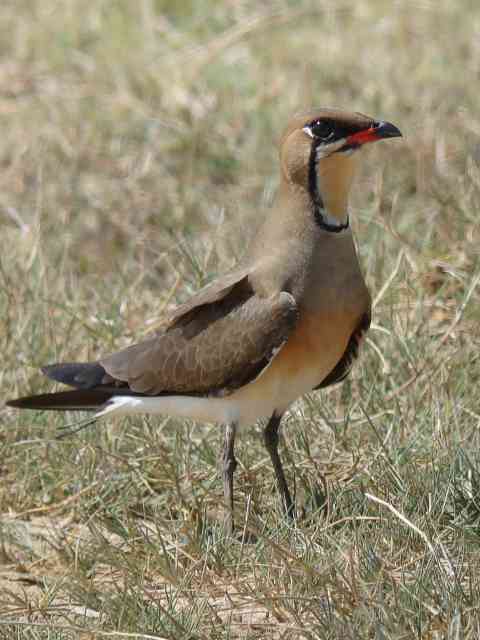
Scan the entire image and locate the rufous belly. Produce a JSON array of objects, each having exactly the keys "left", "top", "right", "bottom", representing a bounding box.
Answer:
[{"left": 228, "top": 309, "right": 359, "bottom": 426}]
